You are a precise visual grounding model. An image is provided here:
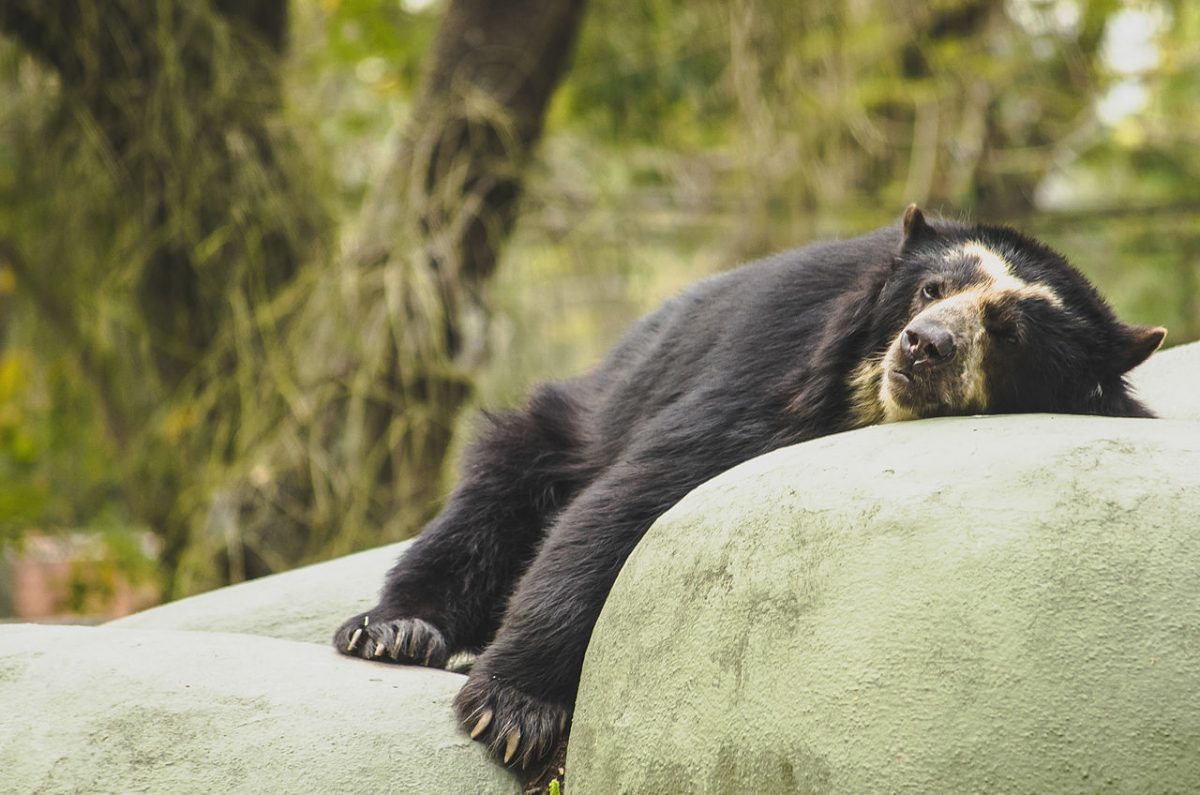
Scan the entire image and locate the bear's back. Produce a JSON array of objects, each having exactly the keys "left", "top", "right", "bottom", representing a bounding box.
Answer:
[{"left": 575, "top": 224, "right": 902, "bottom": 461}]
